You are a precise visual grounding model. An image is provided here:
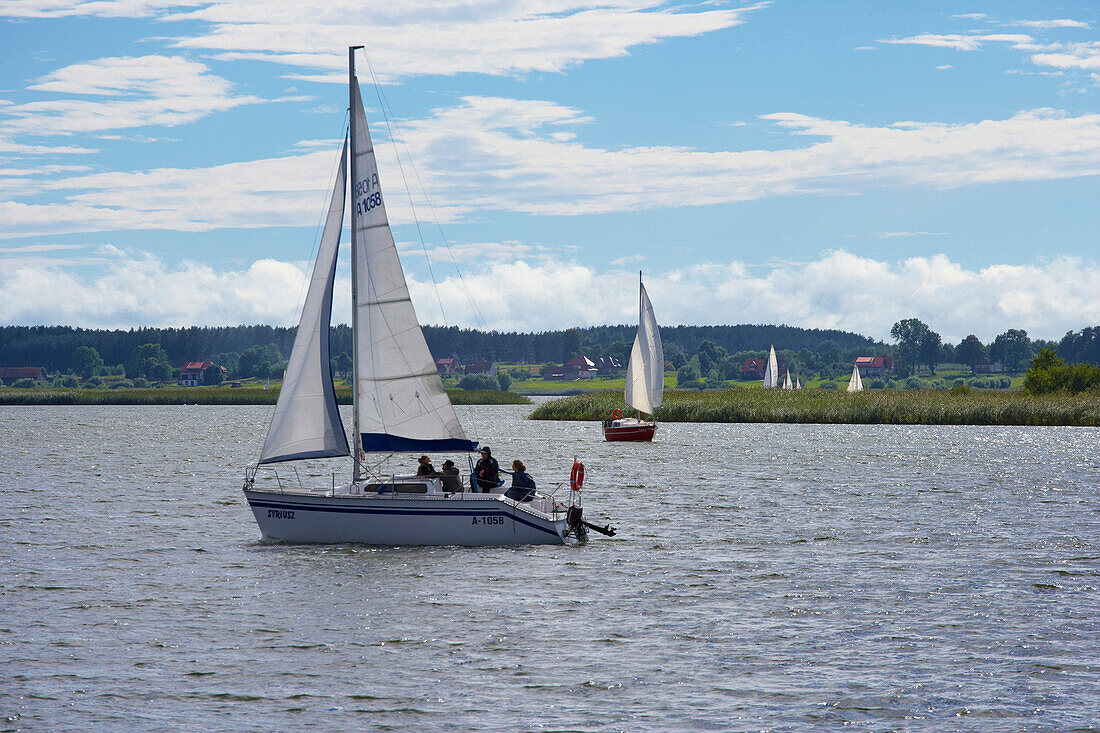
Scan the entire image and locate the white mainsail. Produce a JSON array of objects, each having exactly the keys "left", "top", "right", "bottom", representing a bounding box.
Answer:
[
  {"left": 847, "top": 364, "right": 863, "bottom": 392},
  {"left": 624, "top": 276, "right": 664, "bottom": 416},
  {"left": 762, "top": 345, "right": 778, "bottom": 388},
  {"left": 782, "top": 369, "right": 793, "bottom": 390},
  {"left": 258, "top": 140, "right": 350, "bottom": 464},
  {"left": 349, "top": 74, "right": 475, "bottom": 455},
  {"left": 795, "top": 376, "right": 802, "bottom": 390}
]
